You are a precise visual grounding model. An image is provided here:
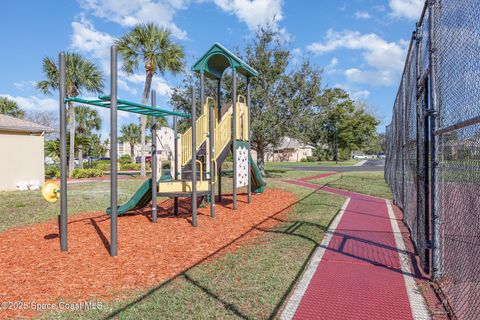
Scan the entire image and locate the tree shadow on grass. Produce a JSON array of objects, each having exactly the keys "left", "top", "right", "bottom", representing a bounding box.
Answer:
[{"left": 102, "top": 188, "right": 323, "bottom": 319}]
